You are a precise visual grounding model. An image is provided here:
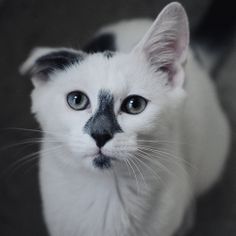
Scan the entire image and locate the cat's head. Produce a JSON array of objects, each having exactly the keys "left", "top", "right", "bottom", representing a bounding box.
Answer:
[{"left": 20, "top": 2, "right": 189, "bottom": 172}]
